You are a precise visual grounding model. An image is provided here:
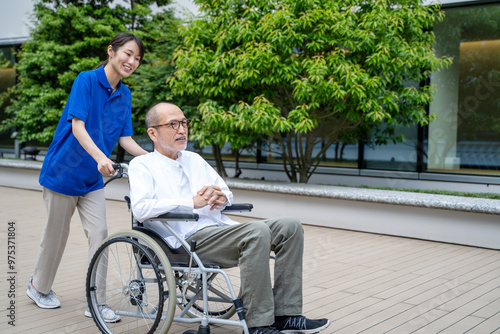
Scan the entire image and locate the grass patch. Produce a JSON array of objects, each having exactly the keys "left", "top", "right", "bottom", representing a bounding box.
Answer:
[{"left": 356, "top": 186, "right": 500, "bottom": 200}]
